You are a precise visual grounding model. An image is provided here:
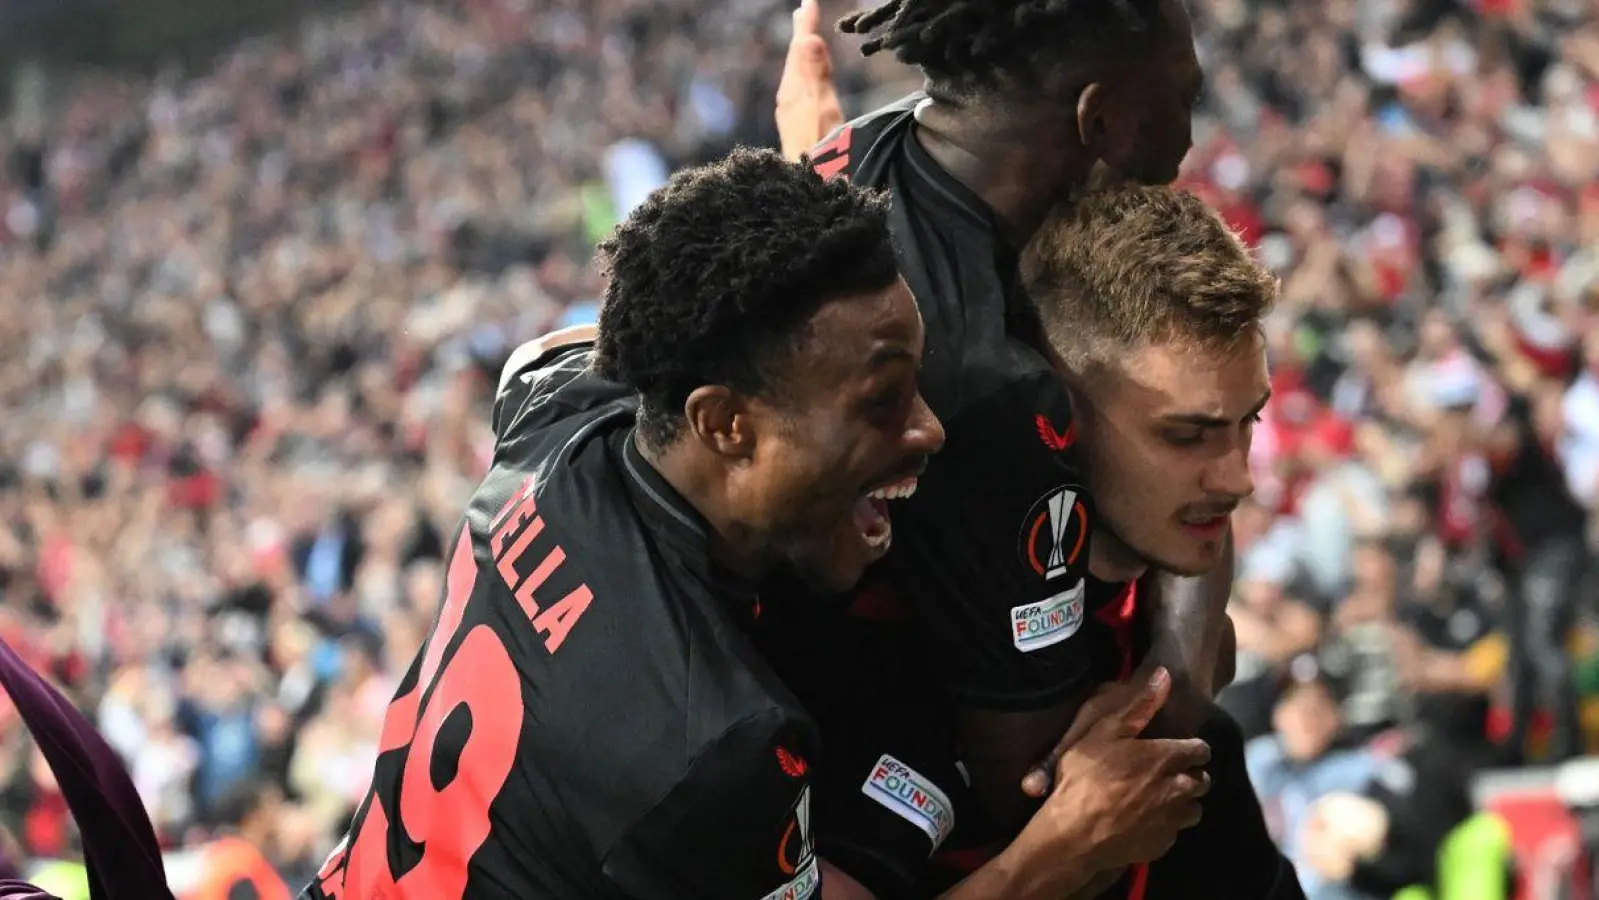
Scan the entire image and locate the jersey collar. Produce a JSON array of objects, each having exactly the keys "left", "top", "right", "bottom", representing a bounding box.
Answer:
[
  {"left": 901, "top": 103, "right": 1034, "bottom": 333},
  {"left": 903, "top": 96, "right": 1010, "bottom": 236},
  {"left": 618, "top": 429, "right": 761, "bottom": 607}
]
